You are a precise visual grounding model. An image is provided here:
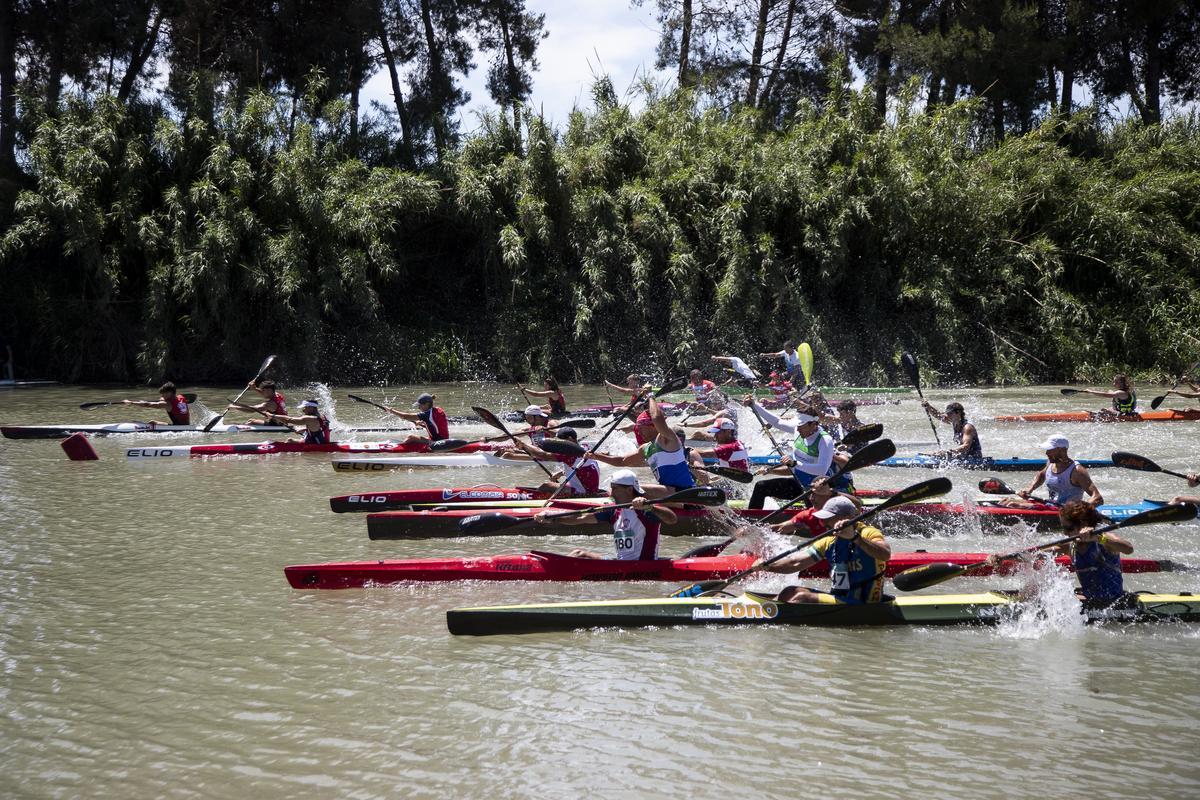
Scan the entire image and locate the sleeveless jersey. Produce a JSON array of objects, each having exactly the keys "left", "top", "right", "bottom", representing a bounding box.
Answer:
[
  {"left": 268, "top": 392, "right": 286, "bottom": 415},
  {"left": 303, "top": 414, "right": 331, "bottom": 445},
  {"left": 1073, "top": 540, "right": 1124, "bottom": 601},
  {"left": 1113, "top": 391, "right": 1137, "bottom": 414},
  {"left": 594, "top": 508, "right": 661, "bottom": 560},
  {"left": 641, "top": 440, "right": 695, "bottom": 489},
  {"left": 801, "top": 525, "right": 887, "bottom": 604},
  {"left": 789, "top": 430, "right": 834, "bottom": 488},
  {"left": 555, "top": 453, "right": 600, "bottom": 494},
  {"left": 167, "top": 395, "right": 190, "bottom": 425},
  {"left": 1044, "top": 460, "right": 1083, "bottom": 505},
  {"left": 548, "top": 391, "right": 567, "bottom": 414},
  {"left": 712, "top": 440, "right": 750, "bottom": 472},
  {"left": 953, "top": 423, "right": 982, "bottom": 459},
  {"left": 418, "top": 407, "right": 449, "bottom": 441}
]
